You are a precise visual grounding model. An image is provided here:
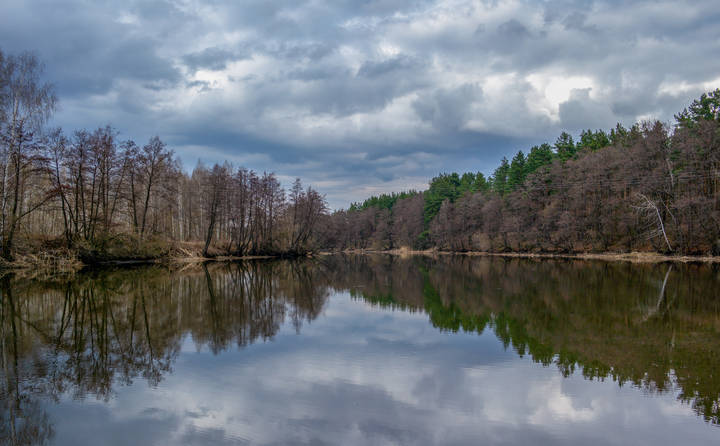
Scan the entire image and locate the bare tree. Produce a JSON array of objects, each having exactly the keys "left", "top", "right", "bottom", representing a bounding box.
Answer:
[
  {"left": 0, "top": 51, "right": 56, "bottom": 259},
  {"left": 132, "top": 136, "right": 175, "bottom": 239},
  {"left": 201, "top": 163, "right": 229, "bottom": 257},
  {"left": 288, "top": 178, "right": 327, "bottom": 254},
  {"left": 635, "top": 193, "right": 673, "bottom": 252}
]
